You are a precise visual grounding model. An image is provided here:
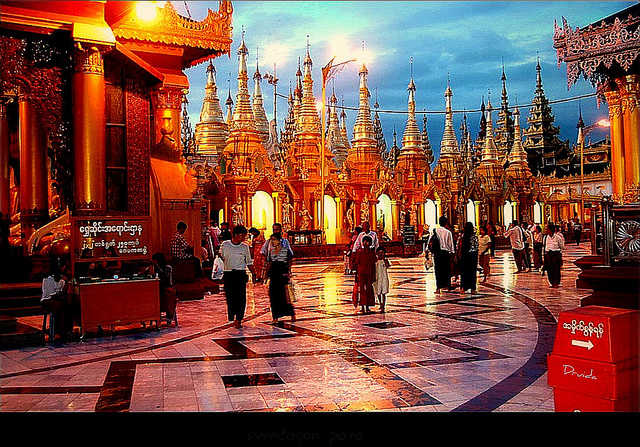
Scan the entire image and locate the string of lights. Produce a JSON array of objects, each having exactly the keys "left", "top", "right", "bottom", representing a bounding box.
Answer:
[{"left": 274, "top": 92, "right": 599, "bottom": 114}]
